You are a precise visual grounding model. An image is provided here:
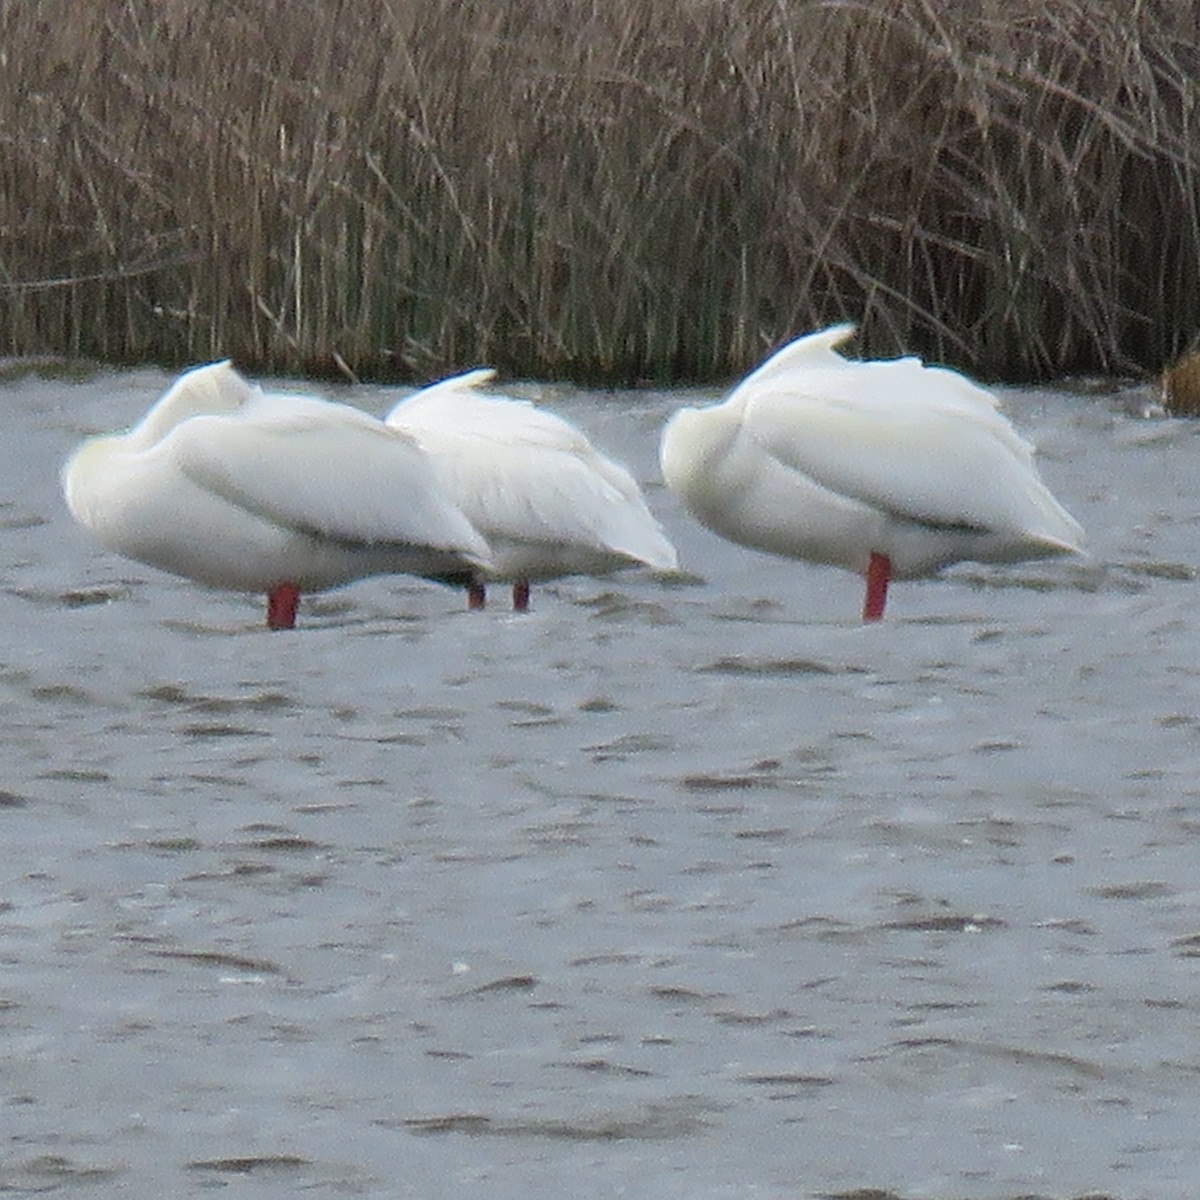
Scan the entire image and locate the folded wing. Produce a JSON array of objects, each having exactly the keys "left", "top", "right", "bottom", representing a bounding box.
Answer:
[
  {"left": 171, "top": 393, "right": 490, "bottom": 560},
  {"left": 389, "top": 374, "right": 677, "bottom": 569},
  {"left": 742, "top": 361, "right": 1082, "bottom": 549}
]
